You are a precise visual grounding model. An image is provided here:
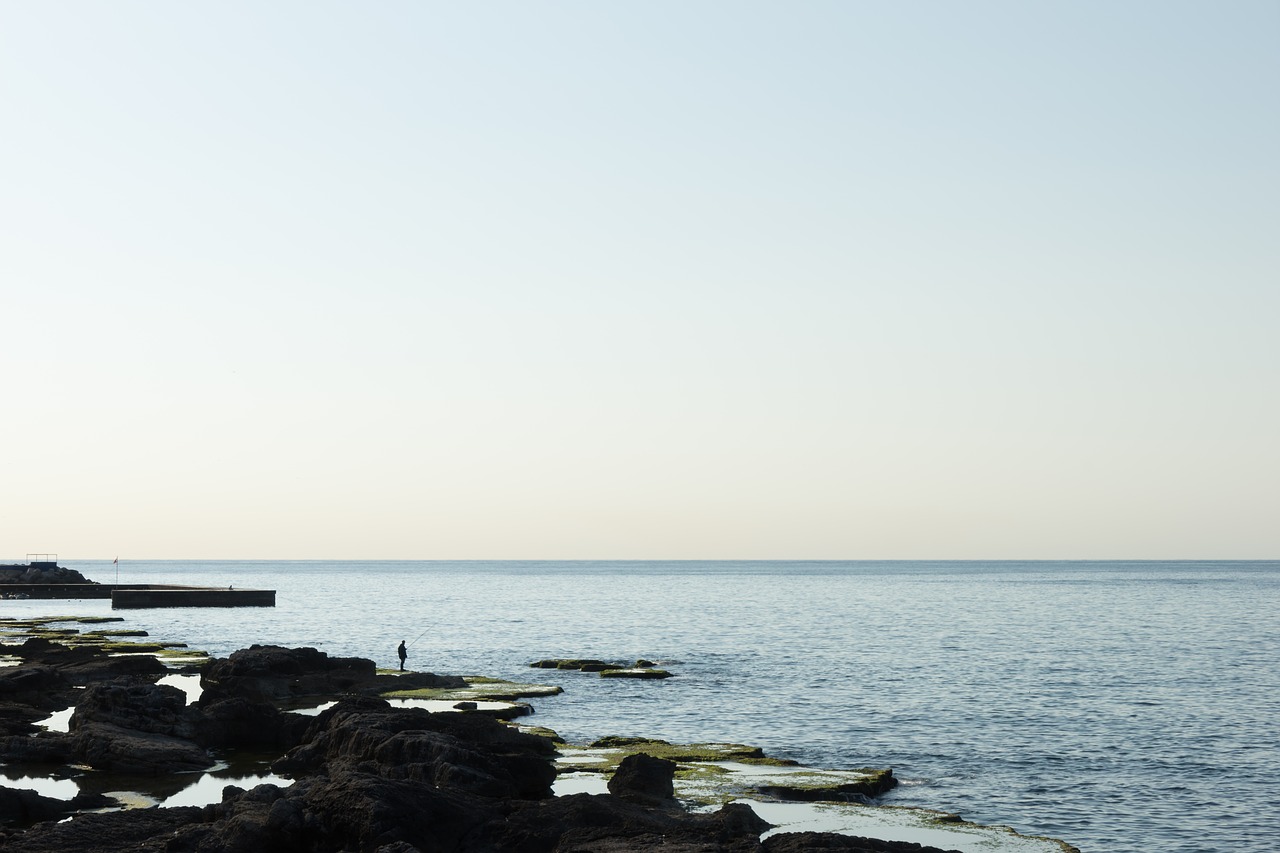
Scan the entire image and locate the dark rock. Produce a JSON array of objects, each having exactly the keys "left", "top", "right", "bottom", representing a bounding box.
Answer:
[
  {"left": 0, "top": 666, "right": 71, "bottom": 709},
  {"left": 478, "top": 794, "right": 770, "bottom": 853},
  {"left": 0, "top": 690, "right": 967, "bottom": 853},
  {"left": 192, "top": 696, "right": 311, "bottom": 751},
  {"left": 0, "top": 643, "right": 974, "bottom": 853},
  {"left": 200, "top": 644, "right": 378, "bottom": 703},
  {"left": 757, "top": 768, "right": 898, "bottom": 803},
  {"left": 57, "top": 674, "right": 213, "bottom": 774},
  {"left": 70, "top": 678, "right": 194, "bottom": 739},
  {"left": 60, "top": 653, "right": 167, "bottom": 683},
  {"left": 371, "top": 670, "right": 467, "bottom": 692},
  {"left": 608, "top": 752, "right": 677, "bottom": 806},
  {"left": 530, "top": 658, "right": 618, "bottom": 671},
  {"left": 0, "top": 732, "right": 74, "bottom": 765},
  {"left": 0, "top": 704, "right": 50, "bottom": 738},
  {"left": 273, "top": 697, "right": 556, "bottom": 799},
  {"left": 763, "top": 833, "right": 964, "bottom": 852},
  {"left": 0, "top": 805, "right": 203, "bottom": 852},
  {"left": 0, "top": 786, "right": 74, "bottom": 826},
  {"left": 0, "top": 565, "right": 94, "bottom": 585},
  {"left": 591, "top": 735, "right": 668, "bottom": 748},
  {"left": 71, "top": 722, "right": 214, "bottom": 775},
  {"left": 0, "top": 786, "right": 115, "bottom": 828},
  {"left": 5, "top": 637, "right": 165, "bottom": 683}
]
